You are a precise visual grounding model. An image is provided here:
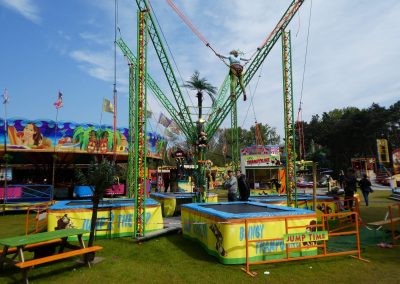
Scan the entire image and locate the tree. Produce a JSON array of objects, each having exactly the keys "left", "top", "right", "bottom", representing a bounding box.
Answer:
[
  {"left": 182, "top": 70, "right": 216, "bottom": 119},
  {"left": 302, "top": 102, "right": 400, "bottom": 175},
  {"left": 75, "top": 158, "right": 116, "bottom": 259}
]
